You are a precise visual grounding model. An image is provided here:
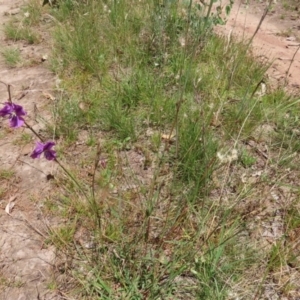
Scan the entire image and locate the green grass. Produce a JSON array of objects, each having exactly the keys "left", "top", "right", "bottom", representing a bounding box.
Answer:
[
  {"left": 0, "top": 169, "right": 14, "bottom": 180},
  {"left": 22, "top": 0, "right": 43, "bottom": 25},
  {"left": 17, "top": 0, "right": 300, "bottom": 298},
  {"left": 3, "top": 0, "right": 42, "bottom": 45},
  {"left": 4, "top": 22, "right": 39, "bottom": 44},
  {"left": 1, "top": 47, "right": 21, "bottom": 67},
  {"left": 282, "top": 0, "right": 299, "bottom": 13}
]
